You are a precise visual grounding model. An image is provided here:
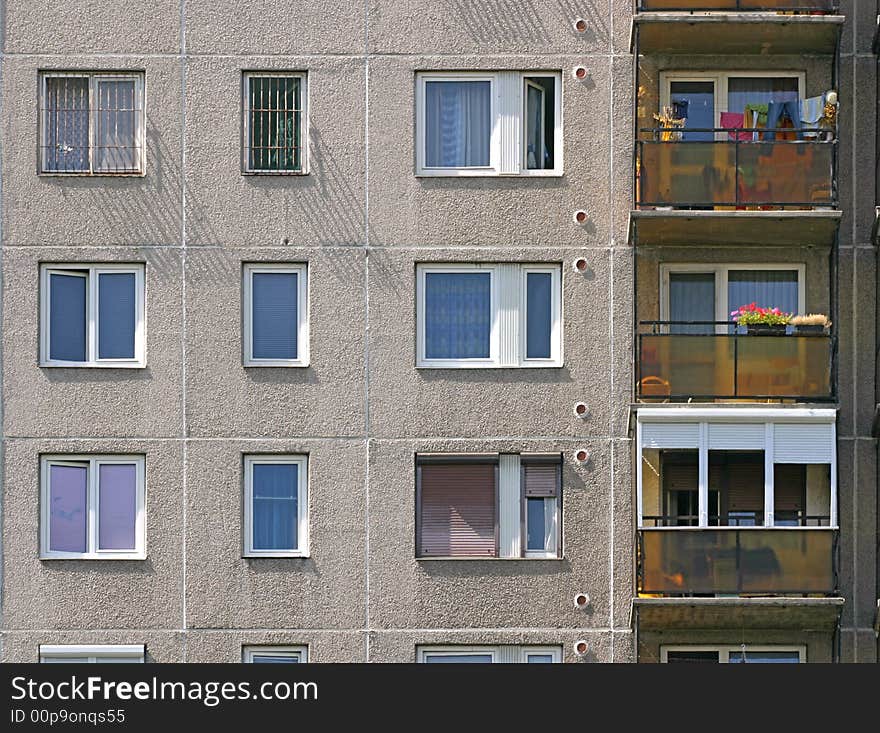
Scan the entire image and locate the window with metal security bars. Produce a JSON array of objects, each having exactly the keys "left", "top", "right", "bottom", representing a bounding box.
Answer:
[
  {"left": 416, "top": 453, "right": 562, "bottom": 559},
  {"left": 39, "top": 72, "right": 144, "bottom": 175},
  {"left": 243, "top": 73, "right": 307, "bottom": 174}
]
